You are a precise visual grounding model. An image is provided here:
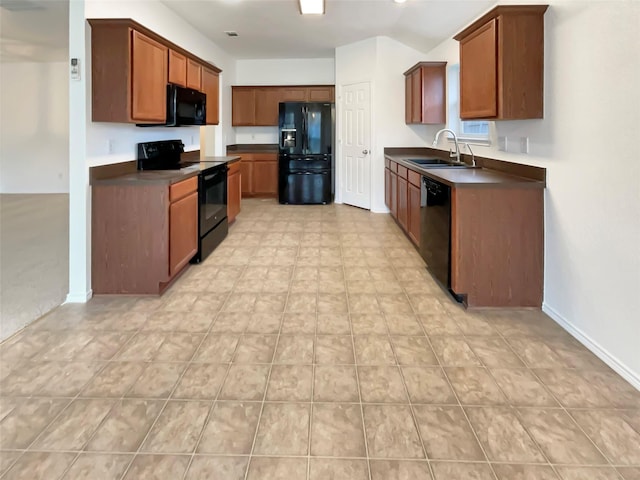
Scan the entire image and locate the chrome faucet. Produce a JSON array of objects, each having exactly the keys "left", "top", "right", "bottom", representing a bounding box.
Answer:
[
  {"left": 432, "top": 128, "right": 462, "bottom": 164},
  {"left": 465, "top": 143, "right": 476, "bottom": 167}
]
